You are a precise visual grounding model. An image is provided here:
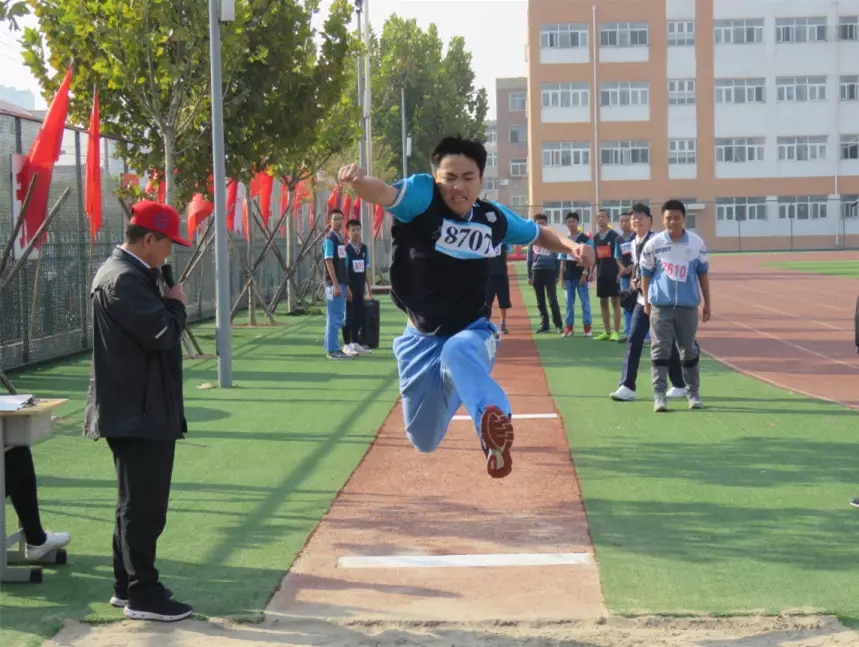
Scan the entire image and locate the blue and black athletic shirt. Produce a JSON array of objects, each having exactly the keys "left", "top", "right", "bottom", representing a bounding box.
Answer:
[
  {"left": 615, "top": 231, "right": 636, "bottom": 270},
  {"left": 593, "top": 229, "right": 620, "bottom": 279},
  {"left": 562, "top": 232, "right": 593, "bottom": 282},
  {"left": 345, "top": 241, "right": 369, "bottom": 297},
  {"left": 385, "top": 173, "right": 541, "bottom": 336},
  {"left": 322, "top": 230, "right": 349, "bottom": 286}
]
